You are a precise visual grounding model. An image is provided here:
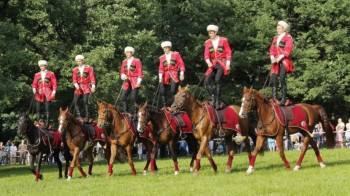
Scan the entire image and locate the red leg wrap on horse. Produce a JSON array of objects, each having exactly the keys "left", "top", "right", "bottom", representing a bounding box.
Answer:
[
  {"left": 88, "top": 163, "right": 93, "bottom": 175},
  {"left": 209, "top": 159, "right": 217, "bottom": 171},
  {"left": 317, "top": 154, "right": 323, "bottom": 163},
  {"left": 227, "top": 155, "right": 234, "bottom": 167},
  {"left": 282, "top": 157, "right": 290, "bottom": 168},
  {"left": 108, "top": 164, "right": 113, "bottom": 174},
  {"left": 131, "top": 164, "right": 136, "bottom": 175},
  {"left": 249, "top": 155, "right": 257, "bottom": 166},
  {"left": 35, "top": 170, "right": 40, "bottom": 181},
  {"left": 78, "top": 167, "right": 86, "bottom": 177},
  {"left": 151, "top": 158, "right": 155, "bottom": 171},
  {"left": 296, "top": 153, "right": 305, "bottom": 166},
  {"left": 248, "top": 152, "right": 252, "bottom": 161},
  {"left": 69, "top": 167, "right": 74, "bottom": 177},
  {"left": 195, "top": 159, "right": 201, "bottom": 170},
  {"left": 174, "top": 161, "right": 179, "bottom": 171}
]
